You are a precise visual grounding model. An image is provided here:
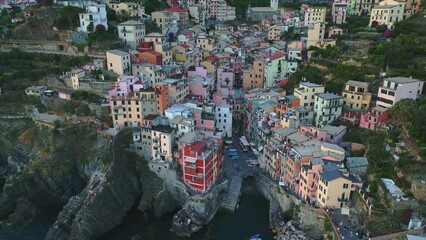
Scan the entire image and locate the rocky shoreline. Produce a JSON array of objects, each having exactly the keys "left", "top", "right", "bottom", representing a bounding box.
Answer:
[{"left": 273, "top": 219, "right": 311, "bottom": 240}]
